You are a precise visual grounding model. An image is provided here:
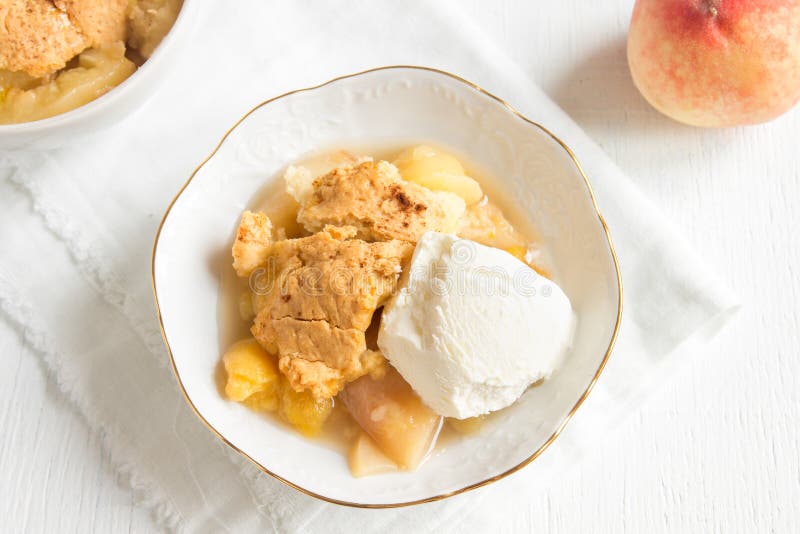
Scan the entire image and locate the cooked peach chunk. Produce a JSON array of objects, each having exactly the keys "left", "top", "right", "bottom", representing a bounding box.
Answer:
[
  {"left": 393, "top": 145, "right": 483, "bottom": 205},
  {"left": 222, "top": 338, "right": 280, "bottom": 411},
  {"left": 279, "top": 385, "right": 333, "bottom": 437},
  {"left": 458, "top": 202, "right": 552, "bottom": 278},
  {"left": 243, "top": 389, "right": 279, "bottom": 412},
  {"left": 457, "top": 201, "right": 526, "bottom": 250},
  {"left": 340, "top": 367, "right": 442, "bottom": 469},
  {"left": 348, "top": 432, "right": 398, "bottom": 477}
]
